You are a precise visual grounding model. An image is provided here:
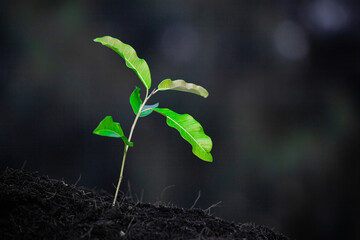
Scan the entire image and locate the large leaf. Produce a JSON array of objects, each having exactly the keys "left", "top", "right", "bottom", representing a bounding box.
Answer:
[
  {"left": 154, "top": 108, "right": 213, "bottom": 162},
  {"left": 94, "top": 36, "right": 151, "bottom": 89},
  {"left": 130, "top": 87, "right": 158, "bottom": 117},
  {"left": 93, "top": 116, "right": 133, "bottom": 147},
  {"left": 158, "top": 79, "right": 209, "bottom": 98}
]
